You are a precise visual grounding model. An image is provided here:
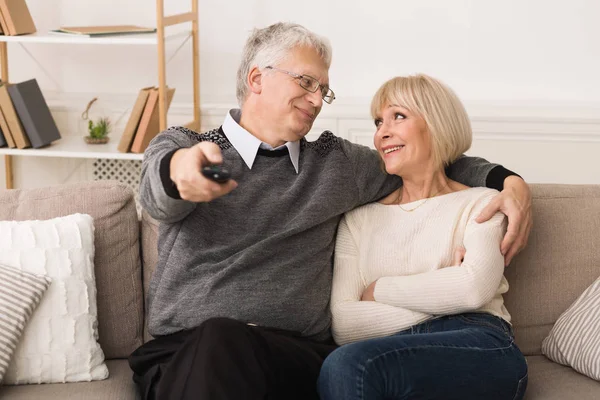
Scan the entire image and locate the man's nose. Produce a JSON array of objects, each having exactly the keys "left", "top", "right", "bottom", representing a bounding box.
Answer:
[{"left": 306, "top": 89, "right": 323, "bottom": 108}]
